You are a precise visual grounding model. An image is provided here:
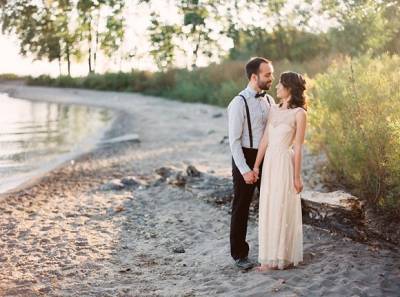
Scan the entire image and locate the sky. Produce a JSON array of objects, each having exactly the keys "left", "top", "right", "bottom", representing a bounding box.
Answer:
[{"left": 0, "top": 34, "right": 62, "bottom": 76}]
